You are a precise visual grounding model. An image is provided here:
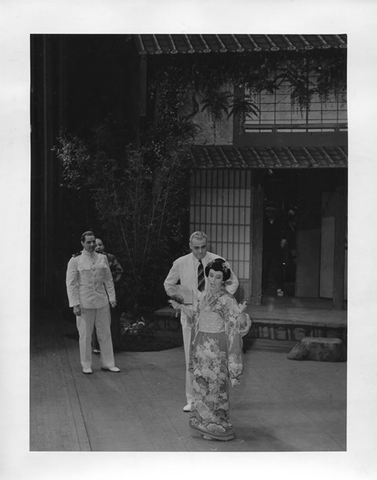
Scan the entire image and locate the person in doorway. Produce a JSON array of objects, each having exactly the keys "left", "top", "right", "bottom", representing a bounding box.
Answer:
[
  {"left": 282, "top": 207, "right": 297, "bottom": 285},
  {"left": 169, "top": 258, "right": 251, "bottom": 441},
  {"left": 163, "top": 231, "right": 239, "bottom": 412},
  {"left": 262, "top": 202, "right": 287, "bottom": 297},
  {"left": 66, "top": 230, "right": 120, "bottom": 374},
  {"left": 91, "top": 238, "right": 124, "bottom": 353}
]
